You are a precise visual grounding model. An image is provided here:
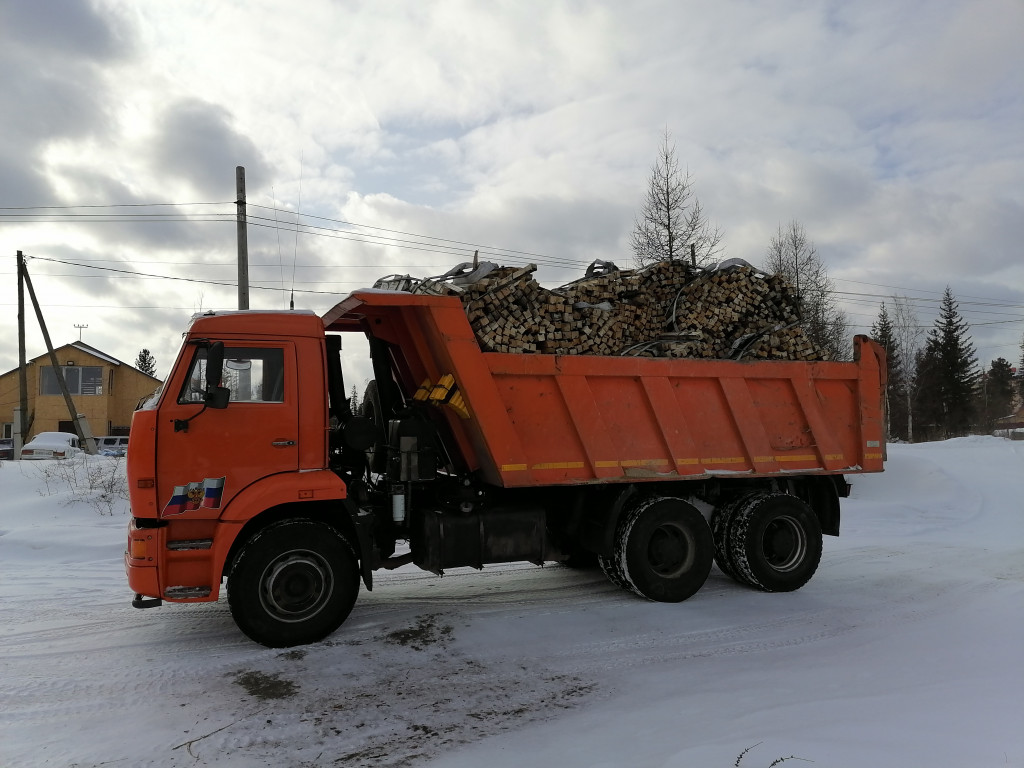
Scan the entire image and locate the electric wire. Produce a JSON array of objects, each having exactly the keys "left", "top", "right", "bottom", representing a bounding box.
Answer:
[{"left": 5, "top": 202, "right": 1023, "bottom": 352}]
